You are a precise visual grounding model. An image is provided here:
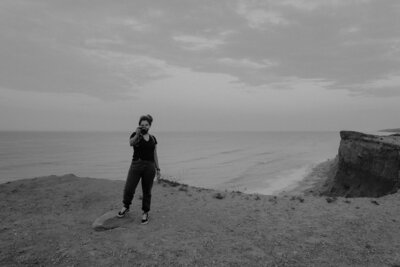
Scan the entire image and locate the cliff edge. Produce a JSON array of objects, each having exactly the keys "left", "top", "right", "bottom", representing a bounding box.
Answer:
[
  {"left": 324, "top": 131, "right": 400, "bottom": 197},
  {"left": 2, "top": 174, "right": 400, "bottom": 266},
  {"left": 380, "top": 128, "right": 400, "bottom": 133}
]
